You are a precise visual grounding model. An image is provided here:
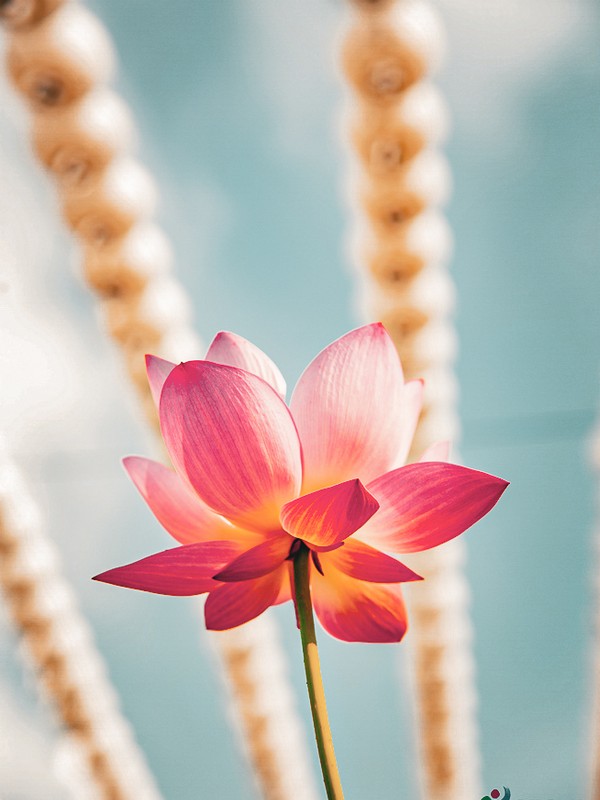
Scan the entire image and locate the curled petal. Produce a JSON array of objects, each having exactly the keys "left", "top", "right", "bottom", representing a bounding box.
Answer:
[
  {"left": 204, "top": 566, "right": 286, "bottom": 630},
  {"left": 361, "top": 462, "right": 509, "bottom": 553},
  {"left": 146, "top": 354, "right": 176, "bottom": 408},
  {"left": 311, "top": 565, "right": 408, "bottom": 643},
  {"left": 93, "top": 541, "right": 243, "bottom": 596},
  {"left": 123, "top": 456, "right": 244, "bottom": 545},
  {"left": 206, "top": 331, "right": 286, "bottom": 397},
  {"left": 214, "top": 534, "right": 293, "bottom": 582},
  {"left": 280, "top": 479, "right": 379, "bottom": 549},
  {"left": 321, "top": 539, "right": 422, "bottom": 583},
  {"left": 290, "top": 323, "right": 406, "bottom": 491},
  {"left": 160, "top": 361, "right": 302, "bottom": 531},
  {"left": 419, "top": 440, "right": 450, "bottom": 462}
]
